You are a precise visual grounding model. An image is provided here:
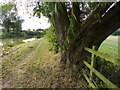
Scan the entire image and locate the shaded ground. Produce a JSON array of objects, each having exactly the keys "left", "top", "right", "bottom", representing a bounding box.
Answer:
[{"left": 2, "top": 38, "right": 88, "bottom": 88}]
